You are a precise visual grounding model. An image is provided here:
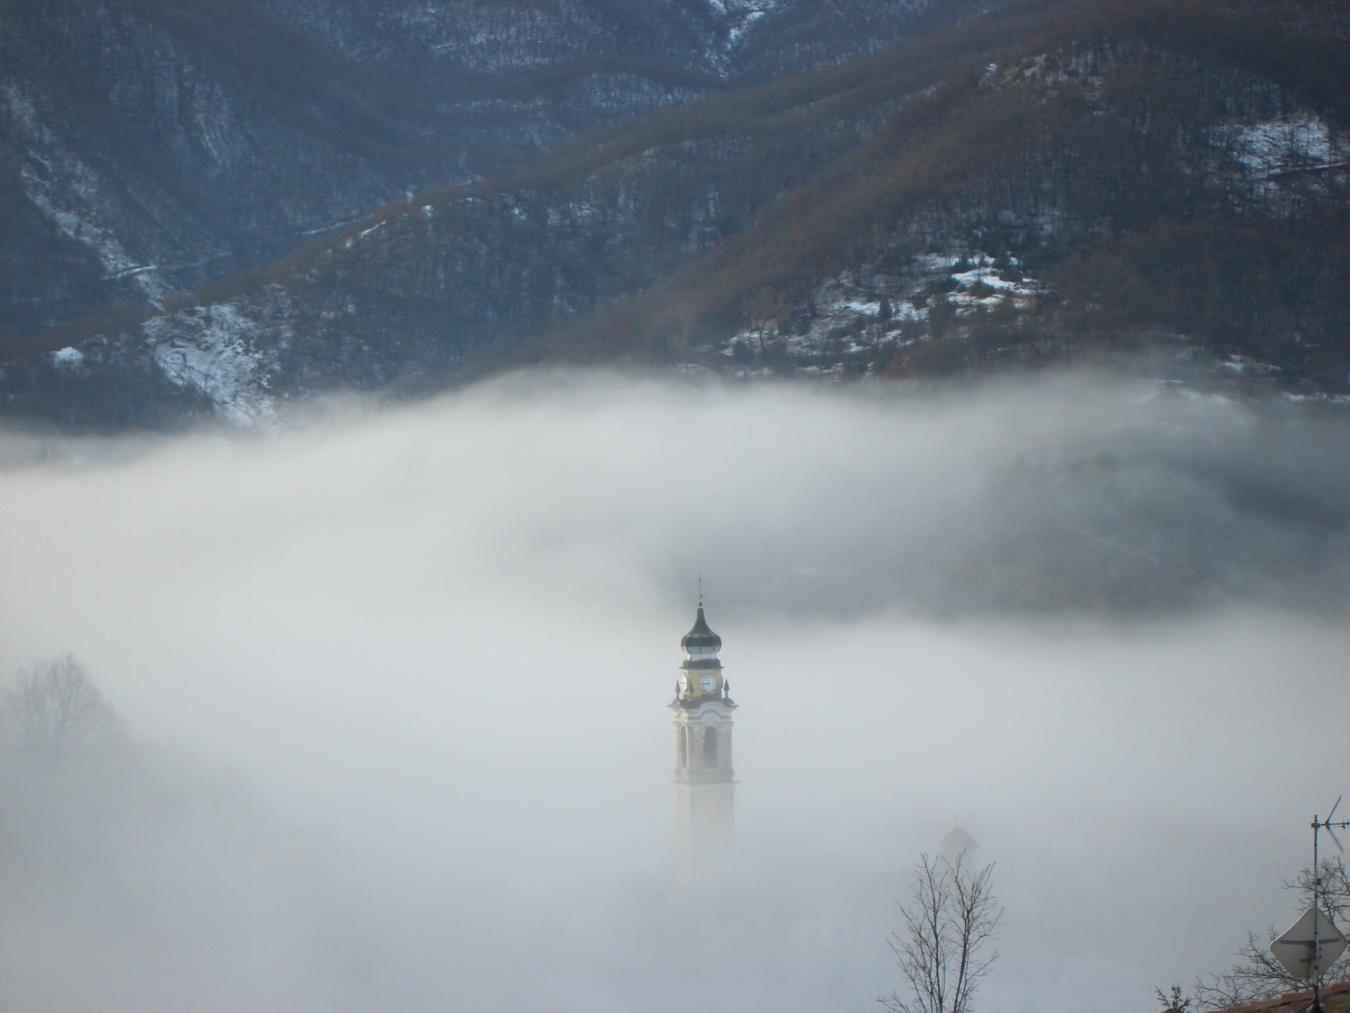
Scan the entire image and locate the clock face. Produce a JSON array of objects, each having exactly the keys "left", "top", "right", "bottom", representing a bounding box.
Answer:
[{"left": 700, "top": 674, "right": 717, "bottom": 694}]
